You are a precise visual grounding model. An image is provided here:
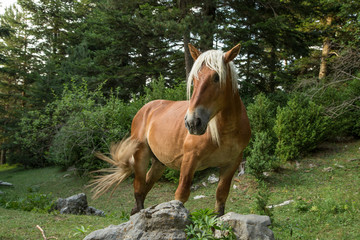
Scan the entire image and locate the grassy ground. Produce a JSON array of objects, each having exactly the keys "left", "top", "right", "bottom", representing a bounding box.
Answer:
[{"left": 0, "top": 139, "right": 359, "bottom": 239}]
